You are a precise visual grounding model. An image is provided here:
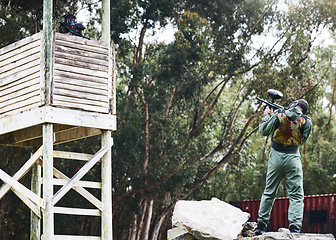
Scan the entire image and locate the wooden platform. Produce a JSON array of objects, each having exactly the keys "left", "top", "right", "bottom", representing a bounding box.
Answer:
[
  {"left": 0, "top": 31, "right": 116, "bottom": 147},
  {"left": 0, "top": 106, "right": 116, "bottom": 147}
]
